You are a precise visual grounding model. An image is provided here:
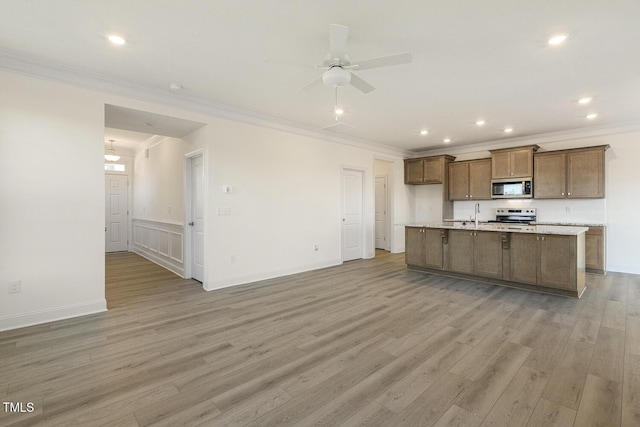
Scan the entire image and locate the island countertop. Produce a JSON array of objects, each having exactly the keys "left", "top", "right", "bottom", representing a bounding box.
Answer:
[{"left": 400, "top": 223, "right": 588, "bottom": 236}]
